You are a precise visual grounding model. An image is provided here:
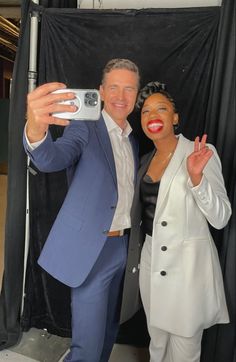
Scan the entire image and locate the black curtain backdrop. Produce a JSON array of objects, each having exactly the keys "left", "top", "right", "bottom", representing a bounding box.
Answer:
[
  {"left": 200, "top": 0, "right": 235, "bottom": 361},
  {"left": 0, "top": 0, "right": 30, "bottom": 350},
  {"left": 0, "top": 1, "right": 235, "bottom": 361},
  {"left": 0, "top": 0, "right": 78, "bottom": 351}
]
